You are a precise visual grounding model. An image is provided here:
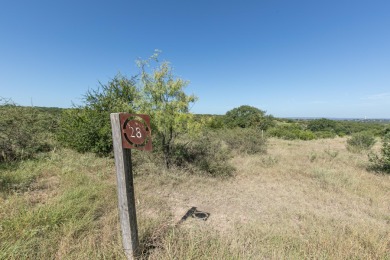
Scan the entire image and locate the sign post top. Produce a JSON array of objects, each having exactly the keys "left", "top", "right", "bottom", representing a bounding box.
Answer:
[{"left": 119, "top": 113, "right": 152, "bottom": 151}]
